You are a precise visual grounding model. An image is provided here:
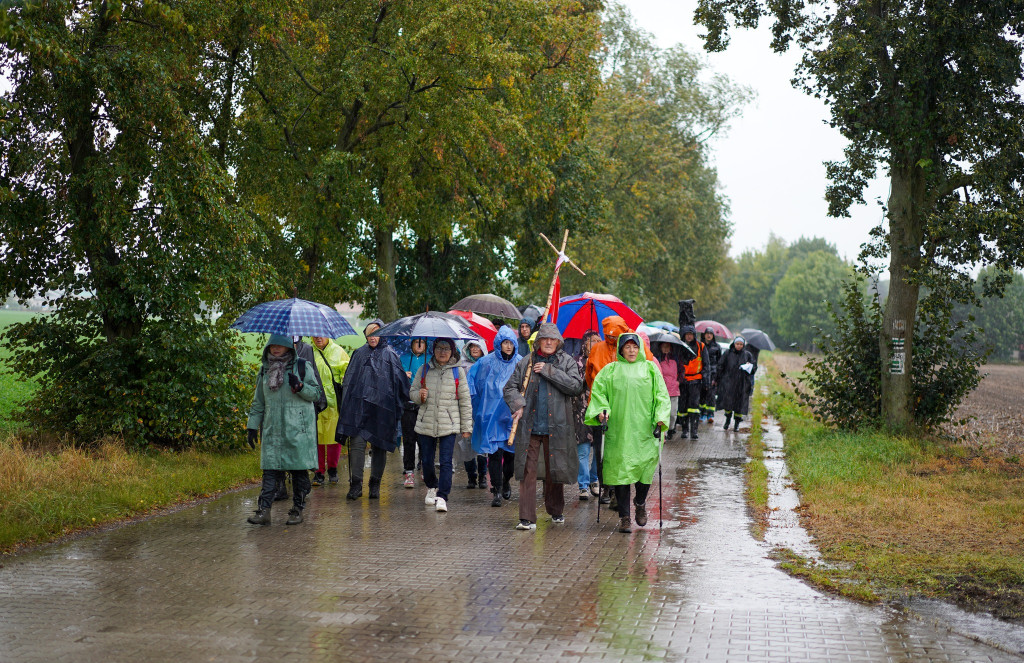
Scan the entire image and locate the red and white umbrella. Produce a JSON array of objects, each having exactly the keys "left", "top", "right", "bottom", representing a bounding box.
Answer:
[{"left": 446, "top": 310, "right": 498, "bottom": 351}]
